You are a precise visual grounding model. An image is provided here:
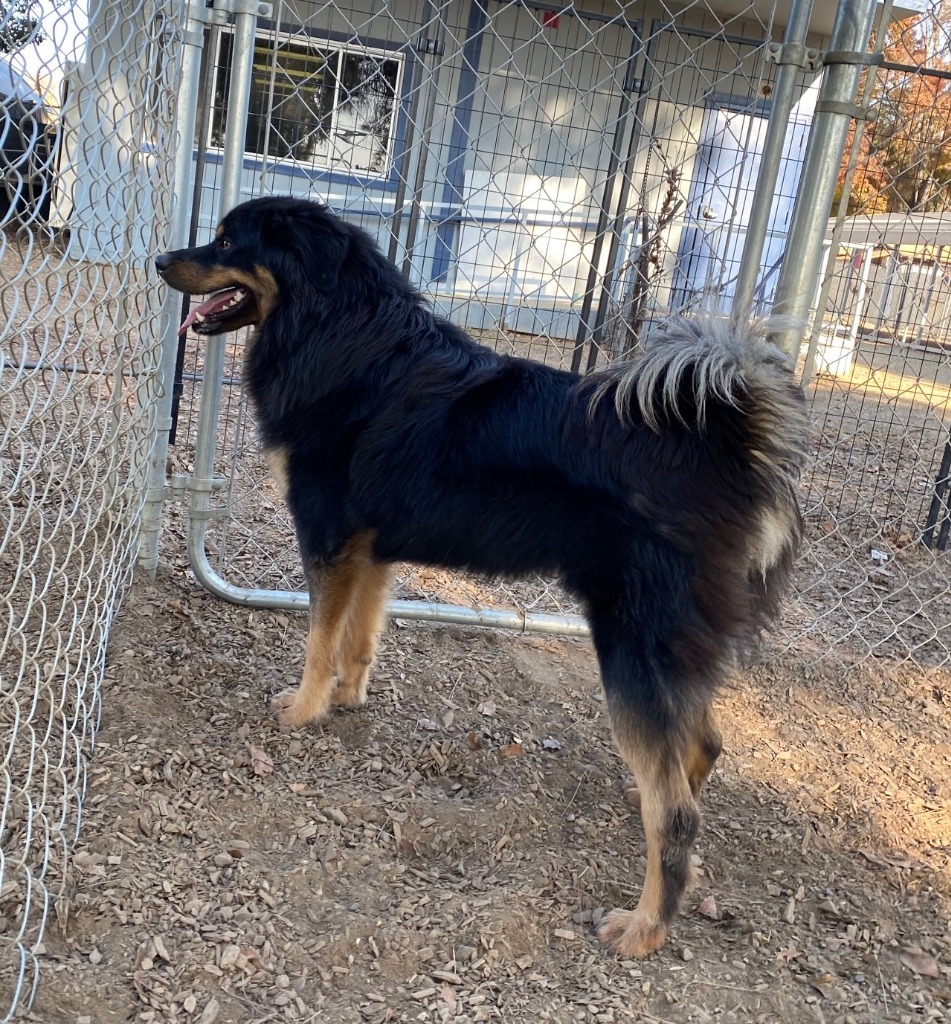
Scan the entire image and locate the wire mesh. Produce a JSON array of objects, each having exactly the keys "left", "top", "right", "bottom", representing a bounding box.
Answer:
[
  {"left": 170, "top": 0, "right": 823, "bottom": 621},
  {"left": 780, "top": 0, "right": 951, "bottom": 669},
  {"left": 0, "top": 0, "right": 184, "bottom": 1015}
]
